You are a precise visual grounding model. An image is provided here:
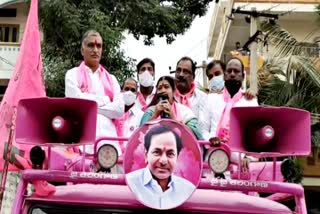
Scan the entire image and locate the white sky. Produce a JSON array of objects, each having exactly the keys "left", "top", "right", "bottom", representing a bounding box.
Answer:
[{"left": 120, "top": 2, "right": 215, "bottom": 86}]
